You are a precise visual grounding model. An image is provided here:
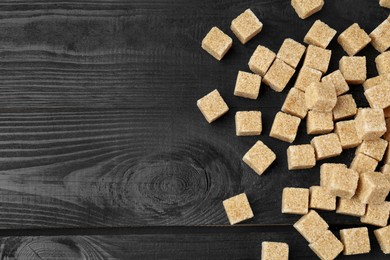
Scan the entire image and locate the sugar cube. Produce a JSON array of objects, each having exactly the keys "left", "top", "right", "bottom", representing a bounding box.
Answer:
[
  {"left": 363, "top": 75, "right": 386, "bottom": 91},
  {"left": 234, "top": 71, "right": 262, "bottom": 99},
  {"left": 375, "top": 51, "right": 390, "bottom": 75},
  {"left": 231, "top": 9, "right": 263, "bottom": 44},
  {"left": 332, "top": 94, "right": 357, "bottom": 121},
  {"left": 305, "top": 82, "right": 337, "bottom": 112},
  {"left": 248, "top": 45, "right": 276, "bottom": 76},
  {"left": 338, "top": 23, "right": 371, "bottom": 56},
  {"left": 322, "top": 70, "right": 349, "bottom": 96},
  {"left": 303, "top": 45, "right": 332, "bottom": 74},
  {"left": 287, "top": 144, "right": 316, "bottom": 170},
  {"left": 364, "top": 82, "right": 390, "bottom": 109},
  {"left": 340, "top": 227, "right": 371, "bottom": 255},
  {"left": 309, "top": 230, "right": 344, "bottom": 260},
  {"left": 311, "top": 133, "right": 343, "bottom": 160},
  {"left": 304, "top": 20, "right": 337, "bottom": 48},
  {"left": 355, "top": 171, "right": 390, "bottom": 204},
  {"left": 243, "top": 141, "right": 276, "bottom": 175},
  {"left": 261, "top": 242, "right": 289, "bottom": 260},
  {"left": 320, "top": 163, "right": 347, "bottom": 187},
  {"left": 381, "top": 165, "right": 390, "bottom": 182},
  {"left": 223, "top": 193, "right": 254, "bottom": 225},
  {"left": 350, "top": 153, "right": 379, "bottom": 174},
  {"left": 310, "top": 186, "right": 336, "bottom": 211},
  {"left": 369, "top": 18, "right": 390, "bottom": 53},
  {"left": 339, "top": 56, "right": 367, "bottom": 84},
  {"left": 293, "top": 210, "right": 329, "bottom": 243},
  {"left": 335, "top": 120, "right": 361, "bottom": 149},
  {"left": 336, "top": 197, "right": 366, "bottom": 217},
  {"left": 374, "top": 225, "right": 390, "bottom": 254},
  {"left": 356, "top": 138, "right": 388, "bottom": 161},
  {"left": 281, "top": 88, "right": 308, "bottom": 119},
  {"left": 201, "top": 27, "right": 233, "bottom": 61},
  {"left": 291, "top": 0, "right": 324, "bottom": 19},
  {"left": 385, "top": 145, "right": 390, "bottom": 164},
  {"left": 306, "top": 111, "right": 333, "bottom": 135},
  {"left": 276, "top": 38, "right": 306, "bottom": 69},
  {"left": 270, "top": 112, "right": 301, "bottom": 143},
  {"left": 355, "top": 108, "right": 386, "bottom": 141},
  {"left": 263, "top": 58, "right": 296, "bottom": 92},
  {"left": 282, "top": 187, "right": 309, "bottom": 215},
  {"left": 327, "top": 167, "right": 359, "bottom": 199},
  {"left": 380, "top": 0, "right": 390, "bottom": 8},
  {"left": 235, "top": 111, "right": 262, "bottom": 136},
  {"left": 361, "top": 201, "right": 390, "bottom": 227},
  {"left": 197, "top": 89, "right": 229, "bottom": 123},
  {"left": 294, "top": 66, "right": 322, "bottom": 92}
]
